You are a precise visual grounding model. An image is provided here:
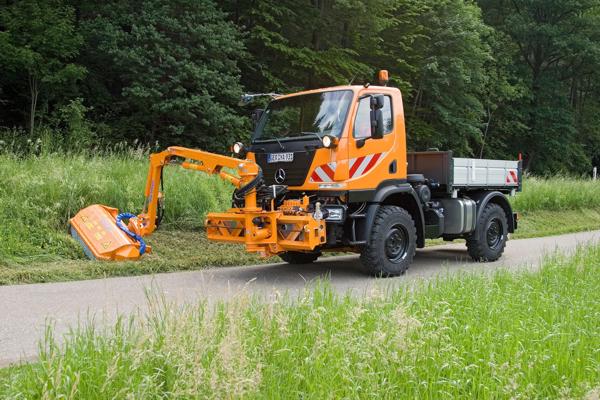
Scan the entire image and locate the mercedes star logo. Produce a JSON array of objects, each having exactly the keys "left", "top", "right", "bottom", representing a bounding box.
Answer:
[{"left": 274, "top": 168, "right": 286, "bottom": 184}]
